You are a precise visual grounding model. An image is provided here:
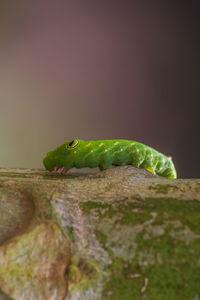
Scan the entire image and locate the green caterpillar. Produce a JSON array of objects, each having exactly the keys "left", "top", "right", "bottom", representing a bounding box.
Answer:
[{"left": 43, "top": 139, "right": 177, "bottom": 179}]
